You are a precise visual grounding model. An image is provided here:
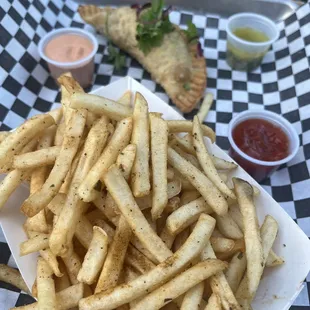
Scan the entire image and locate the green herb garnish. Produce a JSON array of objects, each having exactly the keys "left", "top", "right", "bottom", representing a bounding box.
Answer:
[
  {"left": 136, "top": 0, "right": 174, "bottom": 54},
  {"left": 107, "top": 42, "right": 126, "bottom": 71},
  {"left": 183, "top": 83, "right": 191, "bottom": 91},
  {"left": 183, "top": 21, "right": 199, "bottom": 43}
]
